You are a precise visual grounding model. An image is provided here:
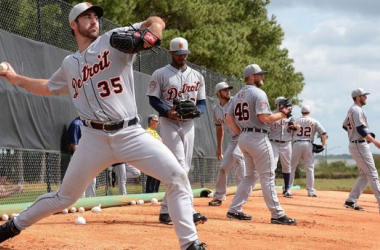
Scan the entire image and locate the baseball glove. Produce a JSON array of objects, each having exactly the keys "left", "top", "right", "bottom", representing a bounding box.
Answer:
[
  {"left": 287, "top": 117, "right": 297, "bottom": 132},
  {"left": 173, "top": 99, "right": 201, "bottom": 119},
  {"left": 278, "top": 98, "right": 293, "bottom": 118},
  {"left": 110, "top": 26, "right": 161, "bottom": 54},
  {"left": 312, "top": 144, "right": 324, "bottom": 153}
]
